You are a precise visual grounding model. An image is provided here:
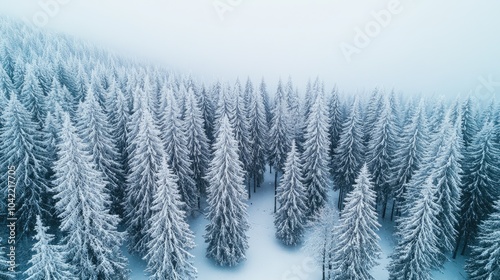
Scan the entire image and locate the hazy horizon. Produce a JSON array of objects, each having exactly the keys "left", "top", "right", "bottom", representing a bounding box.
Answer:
[{"left": 1, "top": 0, "right": 499, "bottom": 99}]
